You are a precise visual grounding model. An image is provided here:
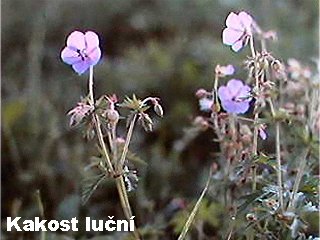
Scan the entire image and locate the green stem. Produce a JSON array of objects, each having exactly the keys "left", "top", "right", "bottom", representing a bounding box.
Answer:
[
  {"left": 249, "top": 36, "right": 259, "bottom": 192},
  {"left": 268, "top": 98, "right": 284, "bottom": 212},
  {"left": 287, "top": 149, "right": 309, "bottom": 212},
  {"left": 35, "top": 190, "right": 45, "bottom": 240},
  {"left": 88, "top": 66, "right": 94, "bottom": 105},
  {"left": 249, "top": 36, "right": 256, "bottom": 58},
  {"left": 88, "top": 67, "right": 140, "bottom": 239},
  {"left": 94, "top": 115, "right": 115, "bottom": 173},
  {"left": 117, "top": 114, "right": 137, "bottom": 172},
  {"left": 275, "top": 122, "right": 284, "bottom": 212}
]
